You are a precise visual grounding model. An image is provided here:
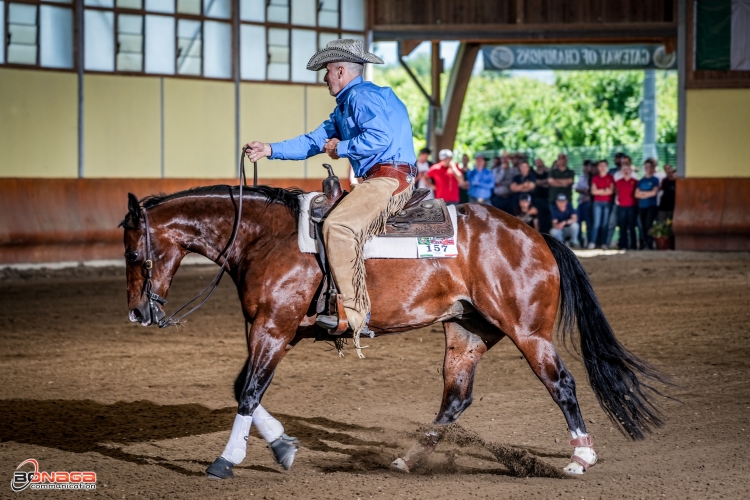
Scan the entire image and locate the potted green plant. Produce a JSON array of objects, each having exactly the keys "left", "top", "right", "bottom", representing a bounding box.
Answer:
[{"left": 649, "top": 219, "right": 674, "bottom": 250}]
